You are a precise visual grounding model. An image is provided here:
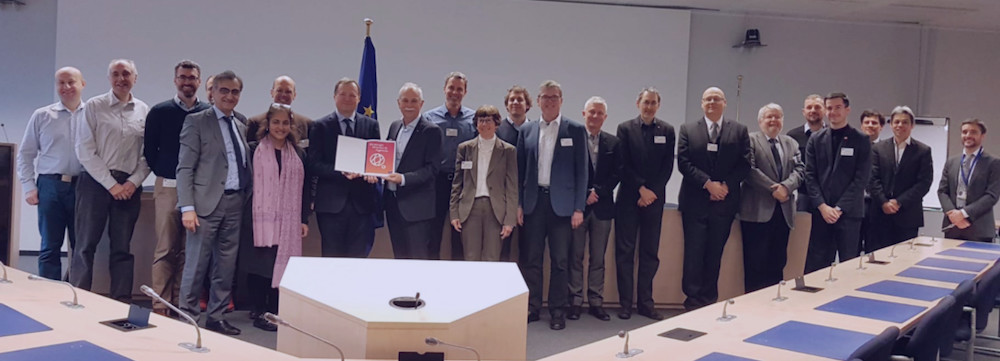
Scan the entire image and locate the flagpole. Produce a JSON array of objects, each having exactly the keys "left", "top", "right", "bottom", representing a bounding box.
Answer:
[{"left": 365, "top": 18, "right": 373, "bottom": 37}]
